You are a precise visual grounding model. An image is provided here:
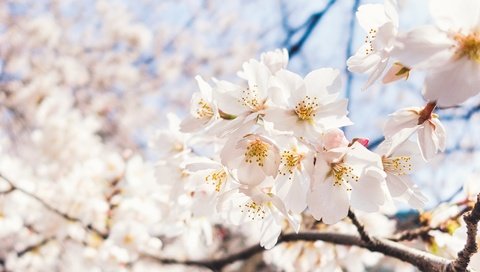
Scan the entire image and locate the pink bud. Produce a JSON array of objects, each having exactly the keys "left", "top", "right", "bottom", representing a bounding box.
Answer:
[
  {"left": 352, "top": 138, "right": 369, "bottom": 147},
  {"left": 382, "top": 63, "right": 410, "bottom": 84}
]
